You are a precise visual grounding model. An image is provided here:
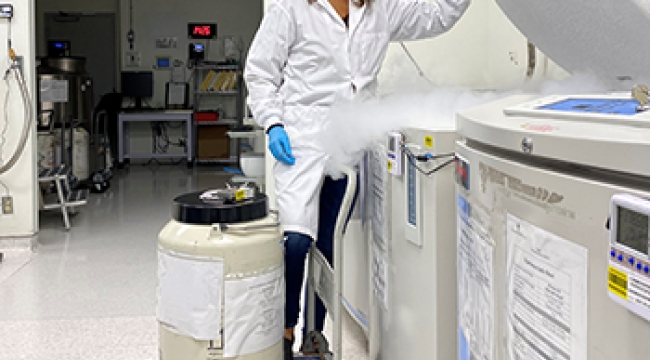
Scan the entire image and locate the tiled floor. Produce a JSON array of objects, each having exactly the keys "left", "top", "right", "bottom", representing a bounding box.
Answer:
[{"left": 0, "top": 166, "right": 368, "bottom": 359}]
